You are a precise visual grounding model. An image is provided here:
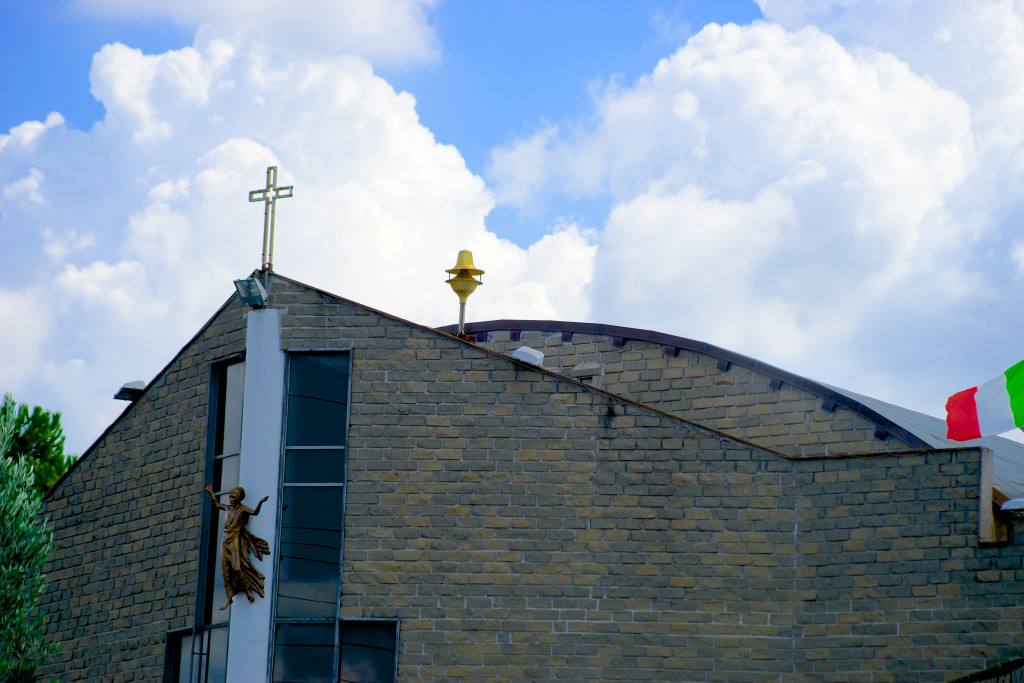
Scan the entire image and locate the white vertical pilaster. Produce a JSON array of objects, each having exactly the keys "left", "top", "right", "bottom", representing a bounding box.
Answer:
[{"left": 226, "top": 307, "right": 284, "bottom": 682}]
